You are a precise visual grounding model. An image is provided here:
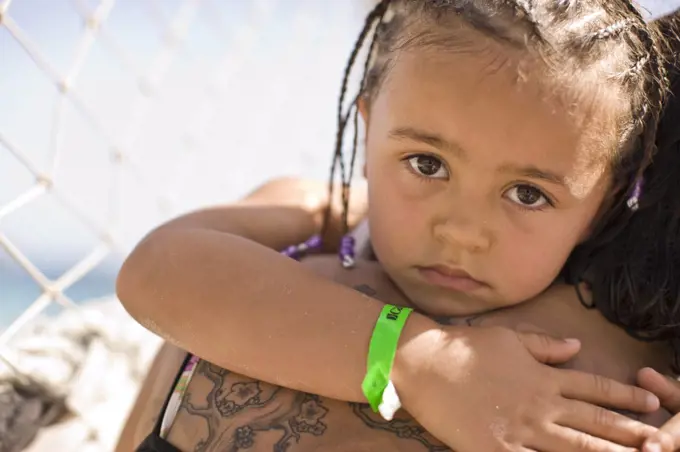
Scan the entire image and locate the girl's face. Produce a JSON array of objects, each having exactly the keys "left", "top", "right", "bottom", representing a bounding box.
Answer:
[{"left": 364, "top": 48, "right": 611, "bottom": 316}]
